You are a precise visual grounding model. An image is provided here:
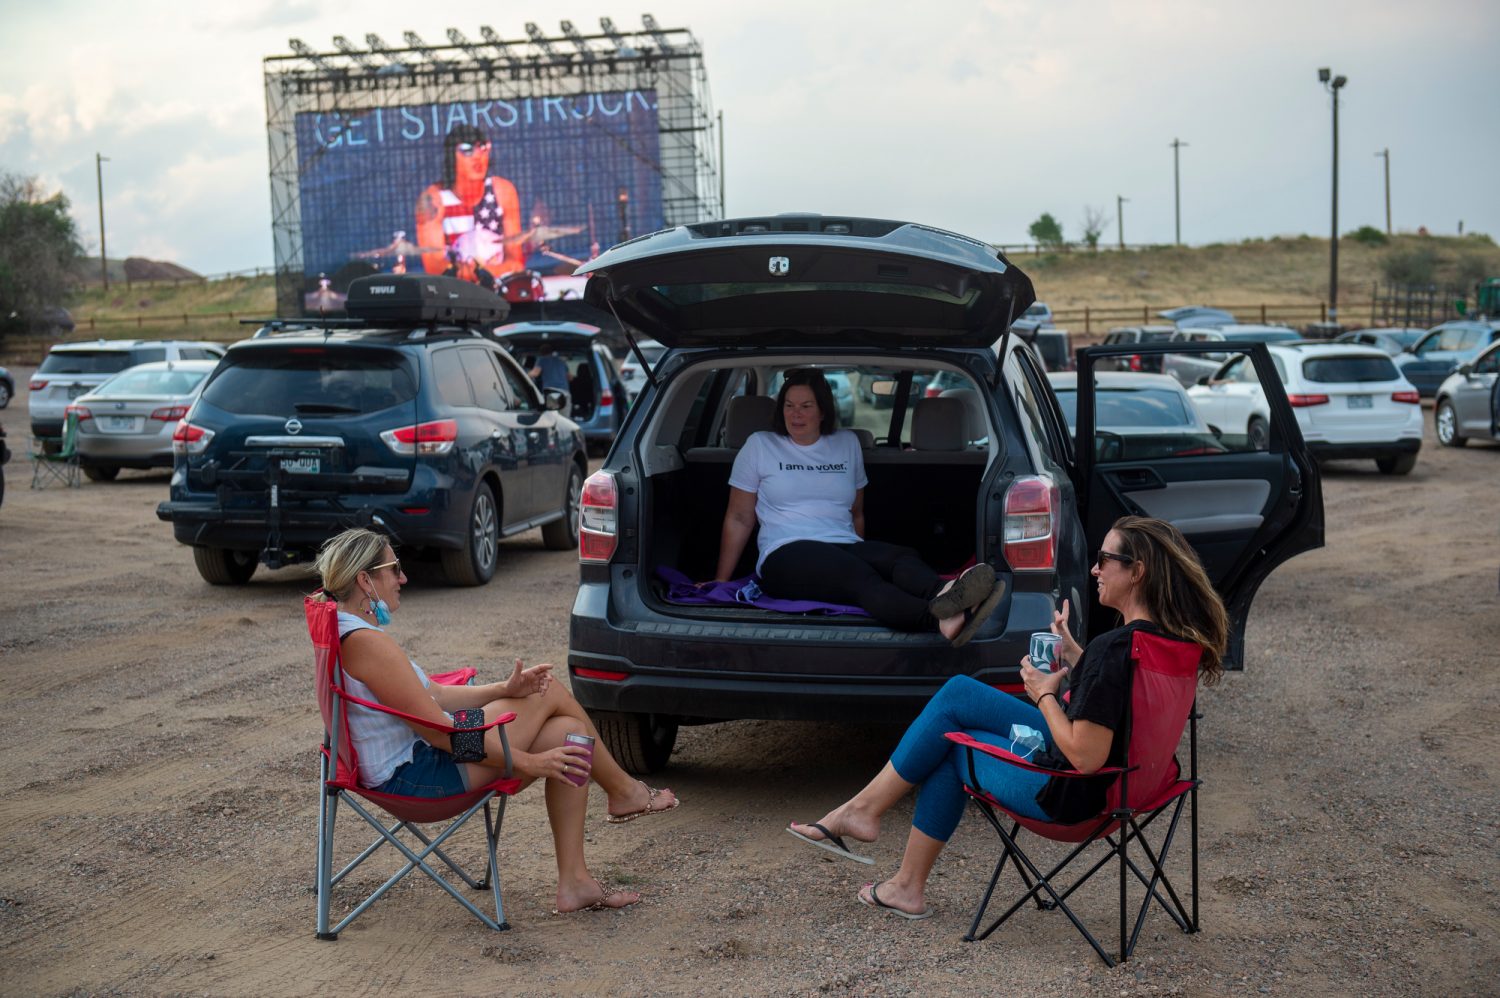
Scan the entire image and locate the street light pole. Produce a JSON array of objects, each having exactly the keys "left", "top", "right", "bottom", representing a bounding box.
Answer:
[
  {"left": 1117, "top": 195, "right": 1128, "bottom": 250},
  {"left": 1170, "top": 138, "right": 1187, "bottom": 245},
  {"left": 1376, "top": 147, "right": 1391, "bottom": 235},
  {"left": 96, "top": 152, "right": 110, "bottom": 290},
  {"left": 1318, "top": 69, "right": 1347, "bottom": 323}
]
